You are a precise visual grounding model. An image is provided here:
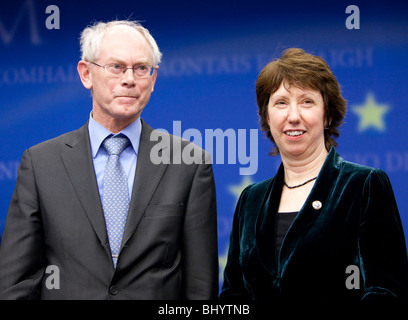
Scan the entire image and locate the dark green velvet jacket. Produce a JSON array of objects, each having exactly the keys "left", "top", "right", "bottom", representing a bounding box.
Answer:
[{"left": 220, "top": 148, "right": 408, "bottom": 303}]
